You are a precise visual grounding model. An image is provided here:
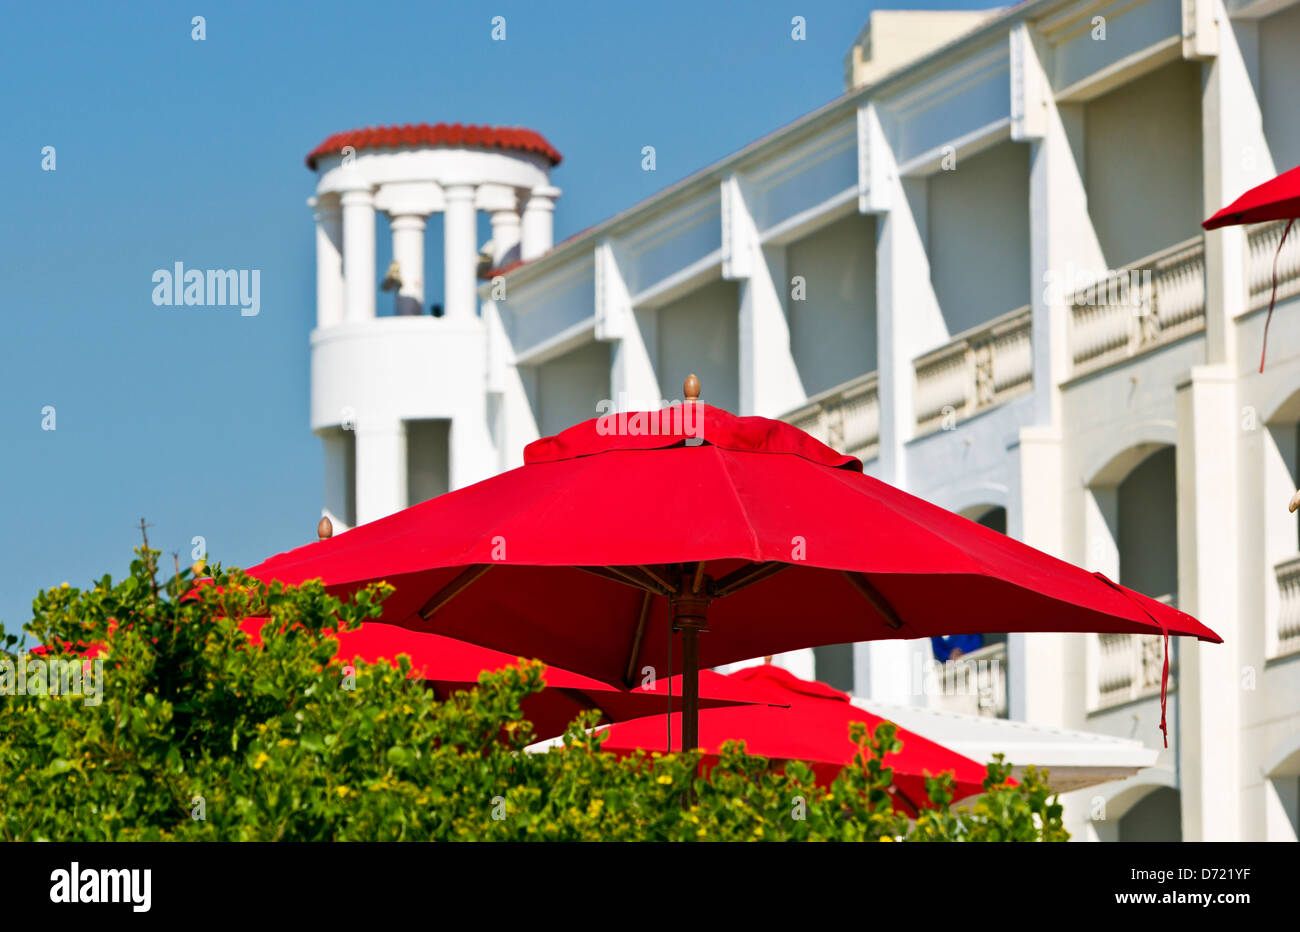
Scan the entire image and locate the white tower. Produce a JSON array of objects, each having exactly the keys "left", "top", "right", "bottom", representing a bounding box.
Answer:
[{"left": 305, "top": 123, "right": 562, "bottom": 531}]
